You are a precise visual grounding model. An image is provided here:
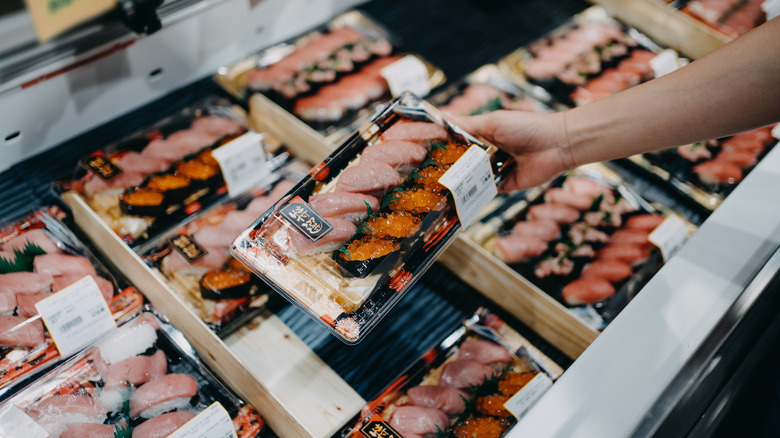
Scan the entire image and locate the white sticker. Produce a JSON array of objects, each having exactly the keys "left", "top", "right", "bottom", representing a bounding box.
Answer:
[
  {"left": 438, "top": 145, "right": 498, "bottom": 229},
  {"left": 570, "top": 305, "right": 606, "bottom": 331},
  {"left": 503, "top": 373, "right": 553, "bottom": 420},
  {"left": 0, "top": 405, "right": 49, "bottom": 438},
  {"left": 168, "top": 402, "right": 237, "bottom": 438},
  {"left": 772, "top": 123, "right": 780, "bottom": 140},
  {"left": 648, "top": 215, "right": 690, "bottom": 262},
  {"left": 212, "top": 132, "right": 269, "bottom": 198},
  {"left": 650, "top": 49, "right": 684, "bottom": 78},
  {"left": 380, "top": 55, "right": 431, "bottom": 97},
  {"left": 763, "top": 0, "right": 780, "bottom": 20},
  {"left": 35, "top": 276, "right": 116, "bottom": 357}
]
